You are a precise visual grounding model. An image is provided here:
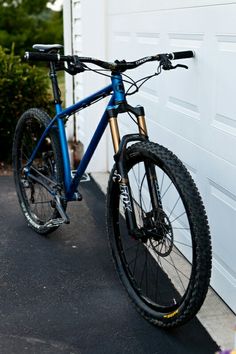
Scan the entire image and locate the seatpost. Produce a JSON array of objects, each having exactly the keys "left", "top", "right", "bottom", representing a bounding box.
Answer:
[{"left": 49, "top": 61, "right": 62, "bottom": 105}]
